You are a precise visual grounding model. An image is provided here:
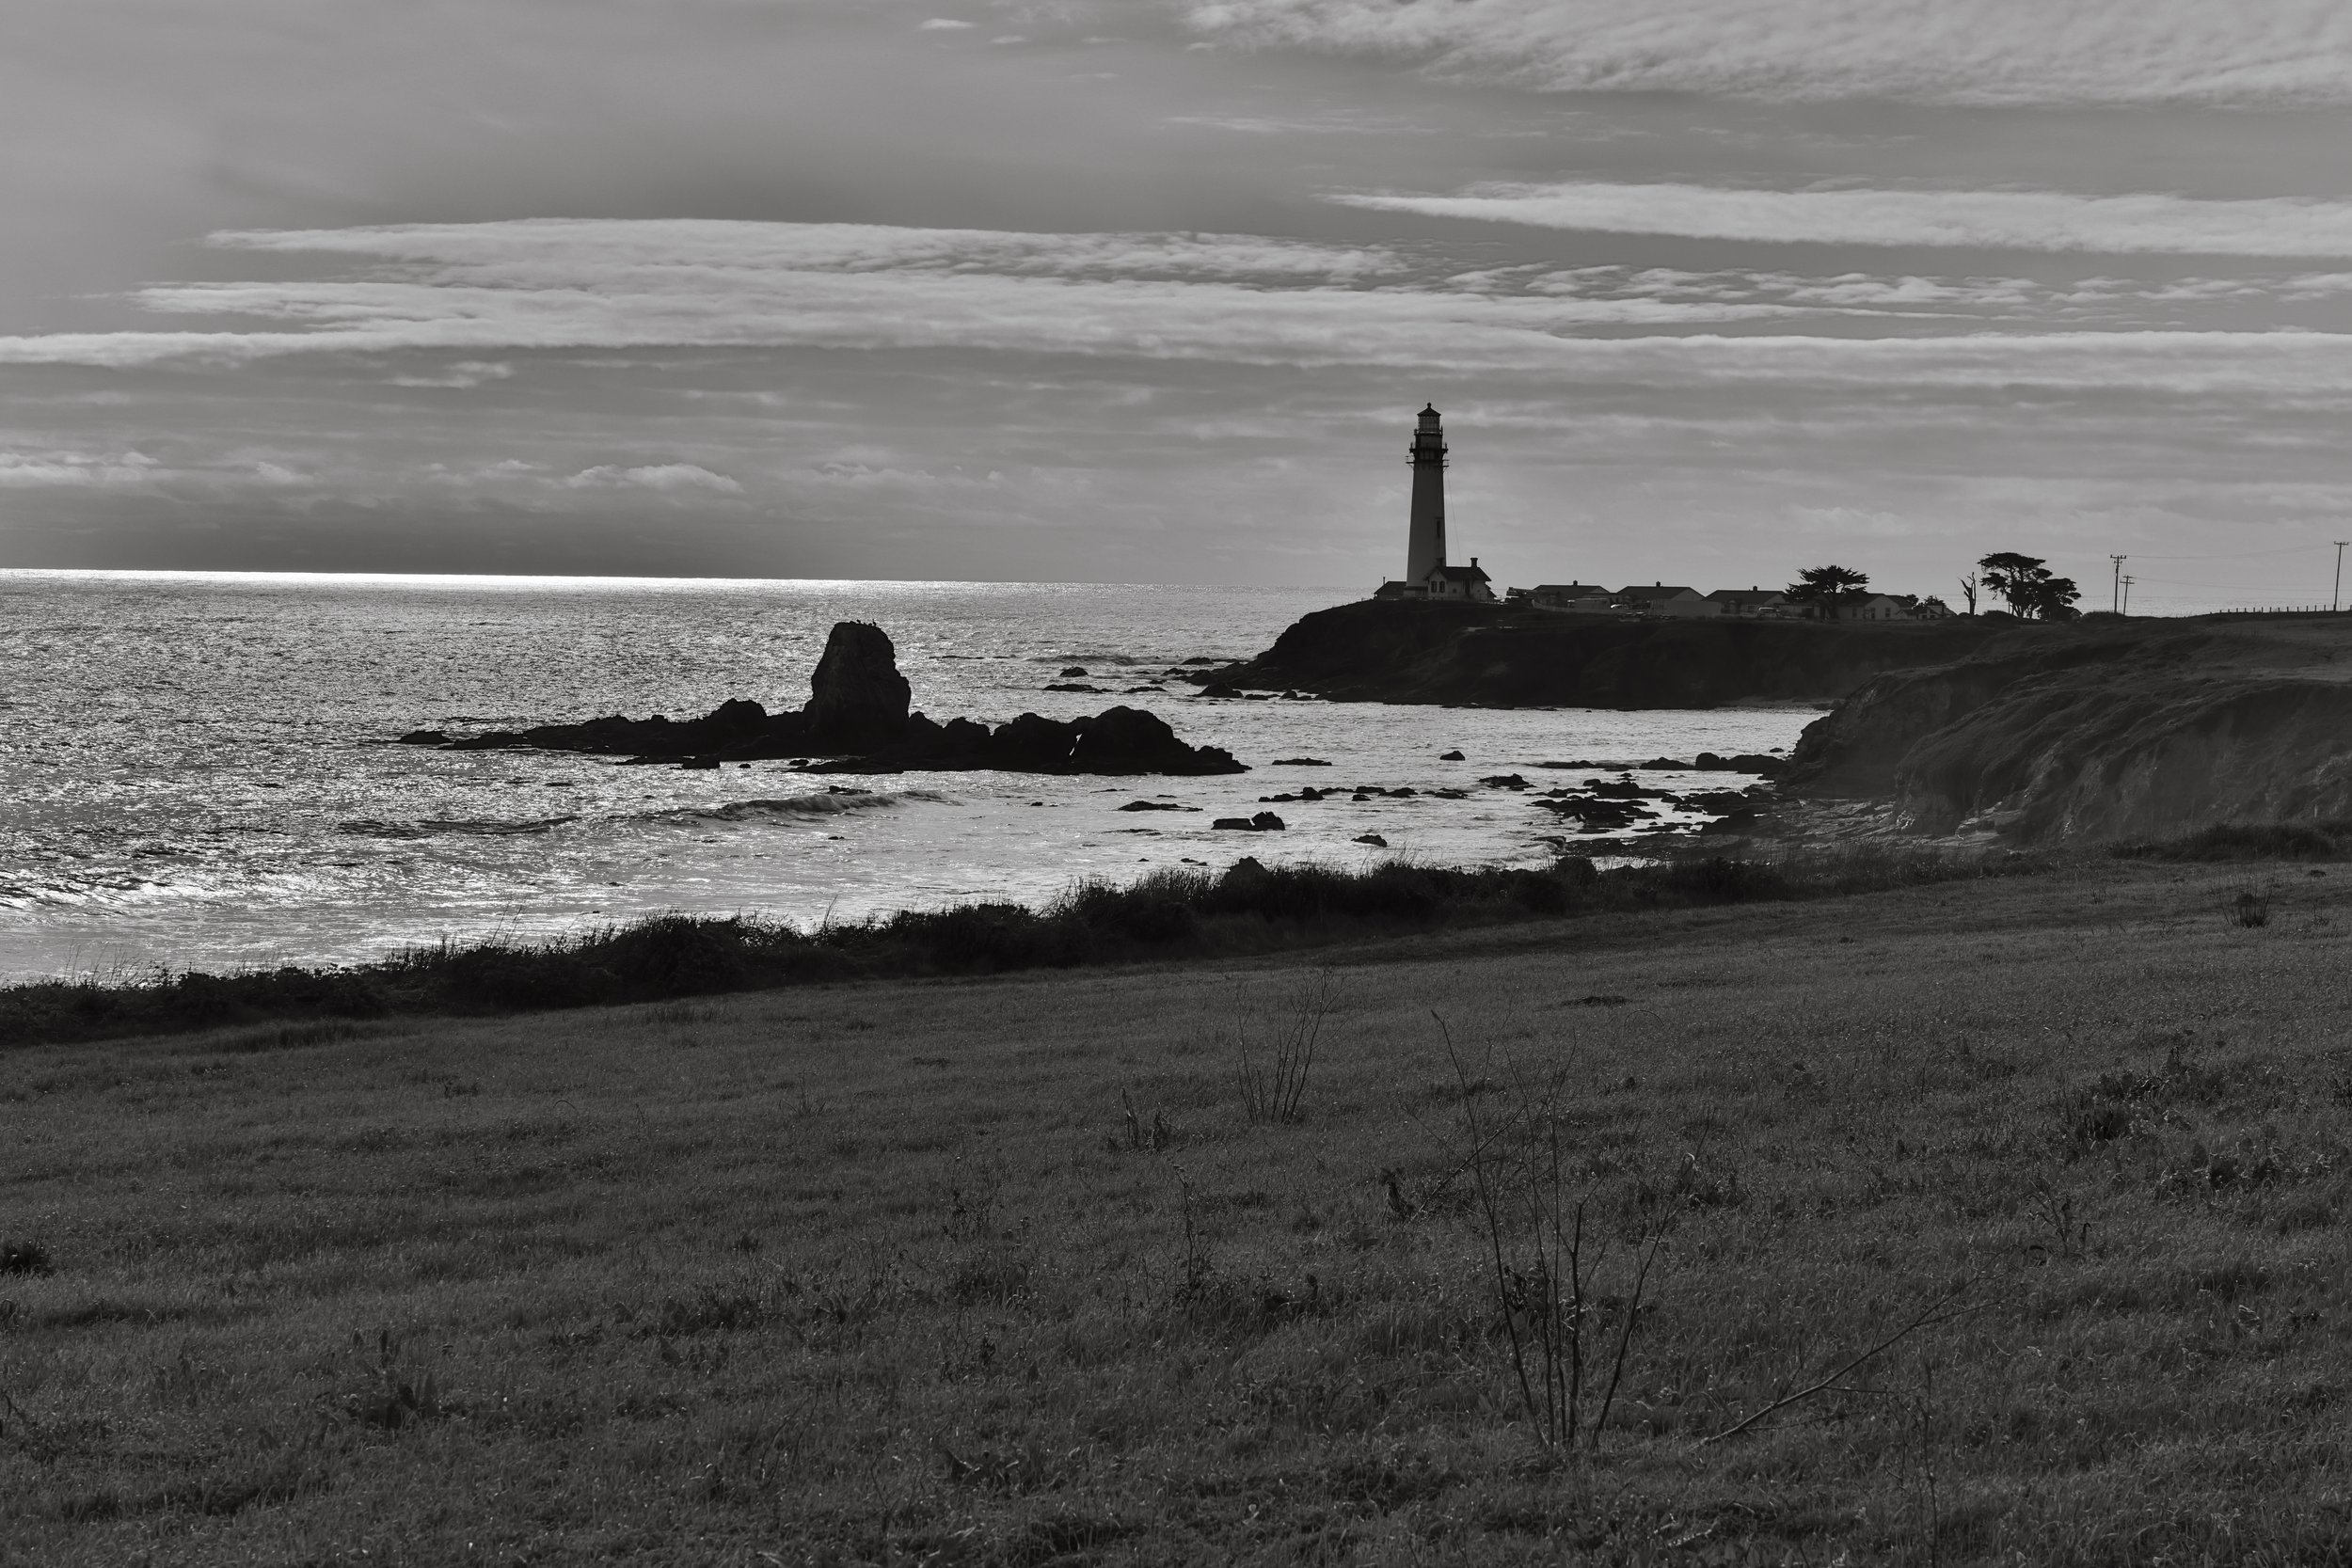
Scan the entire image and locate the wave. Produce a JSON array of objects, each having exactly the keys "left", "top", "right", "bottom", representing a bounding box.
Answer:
[
  {"left": 338, "top": 815, "right": 580, "bottom": 839},
  {"left": 0, "top": 874, "right": 173, "bottom": 910},
  {"left": 638, "top": 789, "right": 948, "bottom": 827}
]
